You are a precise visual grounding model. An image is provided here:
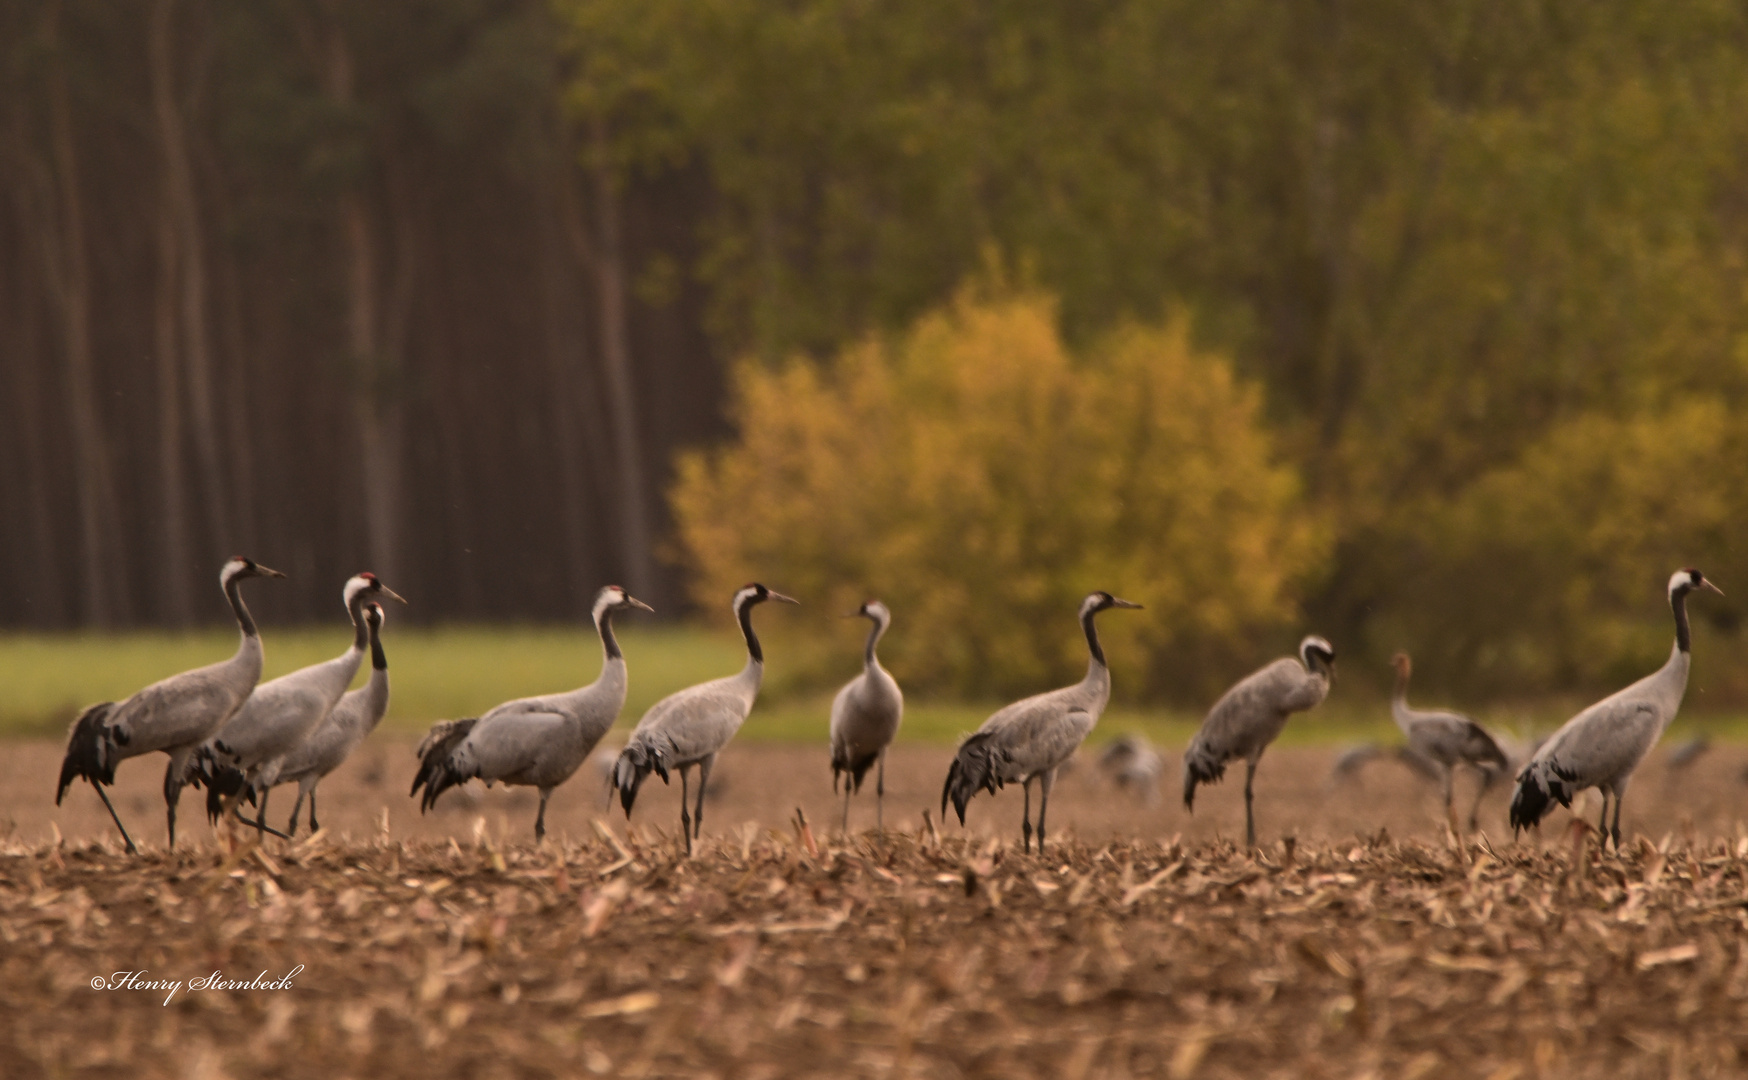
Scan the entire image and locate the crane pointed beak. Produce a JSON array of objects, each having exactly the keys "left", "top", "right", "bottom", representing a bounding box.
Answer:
[
  {"left": 628, "top": 597, "right": 655, "bottom": 613},
  {"left": 1110, "top": 597, "right": 1143, "bottom": 609},
  {"left": 1702, "top": 579, "right": 1725, "bottom": 597},
  {"left": 768, "top": 591, "right": 800, "bottom": 605},
  {"left": 377, "top": 584, "right": 409, "bottom": 605},
  {"left": 257, "top": 565, "right": 287, "bottom": 579}
]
